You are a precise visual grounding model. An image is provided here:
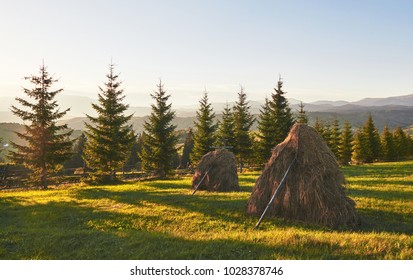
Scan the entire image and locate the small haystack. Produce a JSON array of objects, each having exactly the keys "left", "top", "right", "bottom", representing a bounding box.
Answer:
[
  {"left": 247, "top": 124, "right": 358, "bottom": 228},
  {"left": 192, "top": 149, "right": 240, "bottom": 192}
]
